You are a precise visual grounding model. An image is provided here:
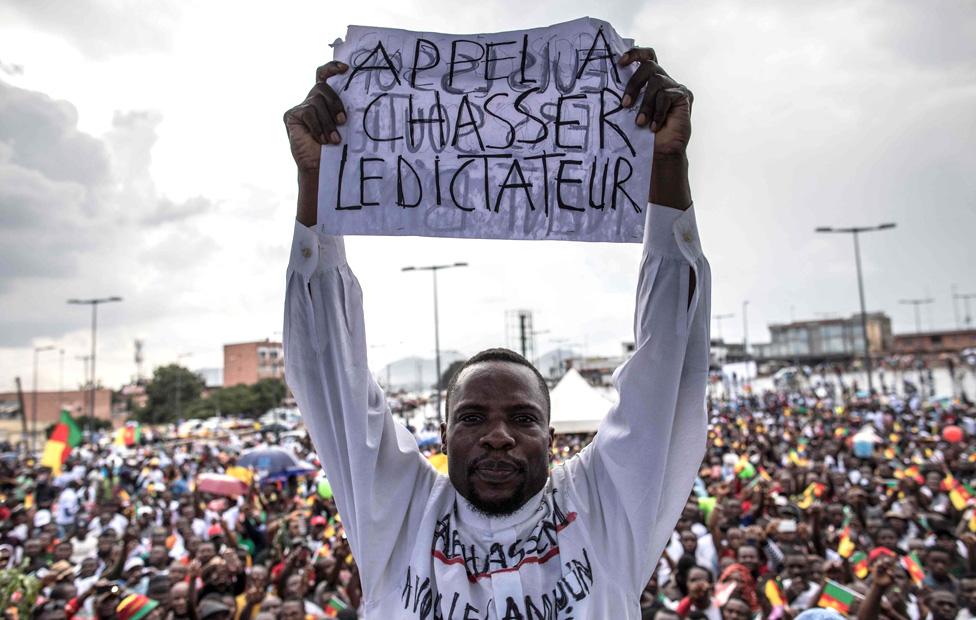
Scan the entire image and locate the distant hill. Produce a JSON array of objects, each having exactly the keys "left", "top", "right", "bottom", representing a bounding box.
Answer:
[{"left": 376, "top": 351, "right": 466, "bottom": 392}]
